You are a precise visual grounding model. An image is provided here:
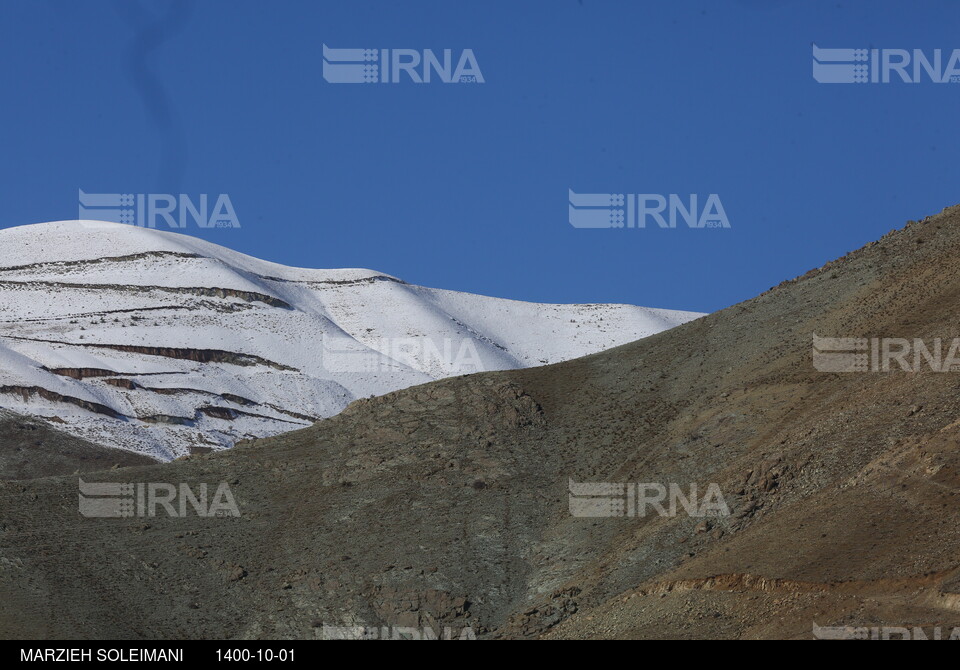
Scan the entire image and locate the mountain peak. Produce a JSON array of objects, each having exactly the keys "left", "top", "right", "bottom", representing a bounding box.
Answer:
[{"left": 0, "top": 221, "right": 702, "bottom": 459}]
